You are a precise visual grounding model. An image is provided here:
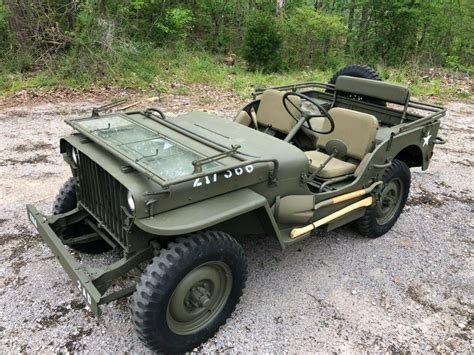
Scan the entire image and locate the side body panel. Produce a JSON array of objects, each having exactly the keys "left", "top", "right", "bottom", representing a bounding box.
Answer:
[
  {"left": 137, "top": 188, "right": 269, "bottom": 235},
  {"left": 135, "top": 187, "right": 284, "bottom": 247}
]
